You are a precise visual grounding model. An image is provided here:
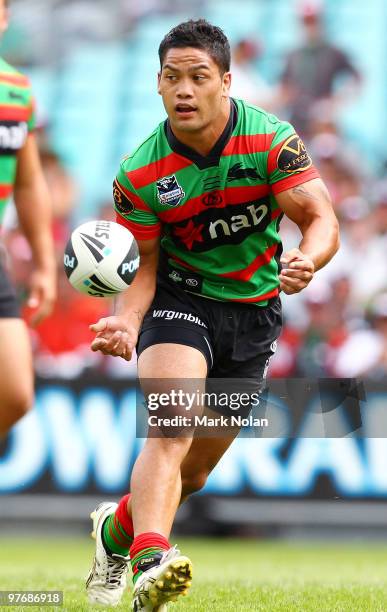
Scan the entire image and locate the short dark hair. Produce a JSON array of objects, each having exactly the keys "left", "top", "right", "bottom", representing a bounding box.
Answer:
[{"left": 158, "top": 19, "right": 231, "bottom": 74}]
